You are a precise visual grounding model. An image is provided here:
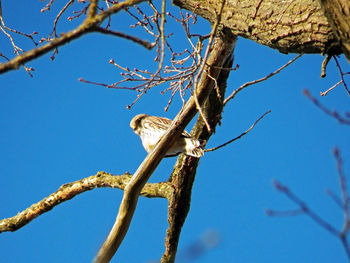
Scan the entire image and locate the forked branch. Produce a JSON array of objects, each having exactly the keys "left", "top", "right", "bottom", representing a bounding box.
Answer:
[
  {"left": 93, "top": 30, "right": 236, "bottom": 263},
  {"left": 267, "top": 148, "right": 350, "bottom": 260}
]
